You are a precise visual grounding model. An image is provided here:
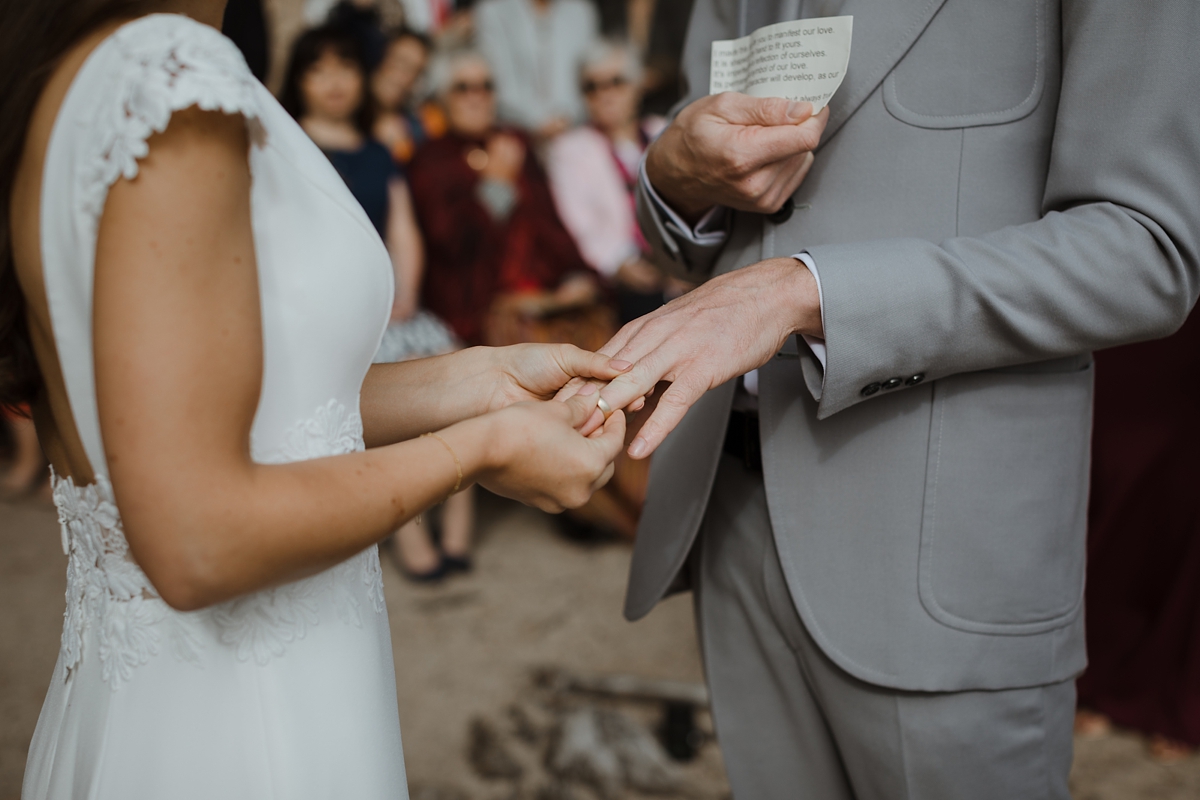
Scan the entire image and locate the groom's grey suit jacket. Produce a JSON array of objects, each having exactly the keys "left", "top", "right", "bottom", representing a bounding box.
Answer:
[{"left": 629, "top": 0, "right": 1200, "bottom": 692}]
